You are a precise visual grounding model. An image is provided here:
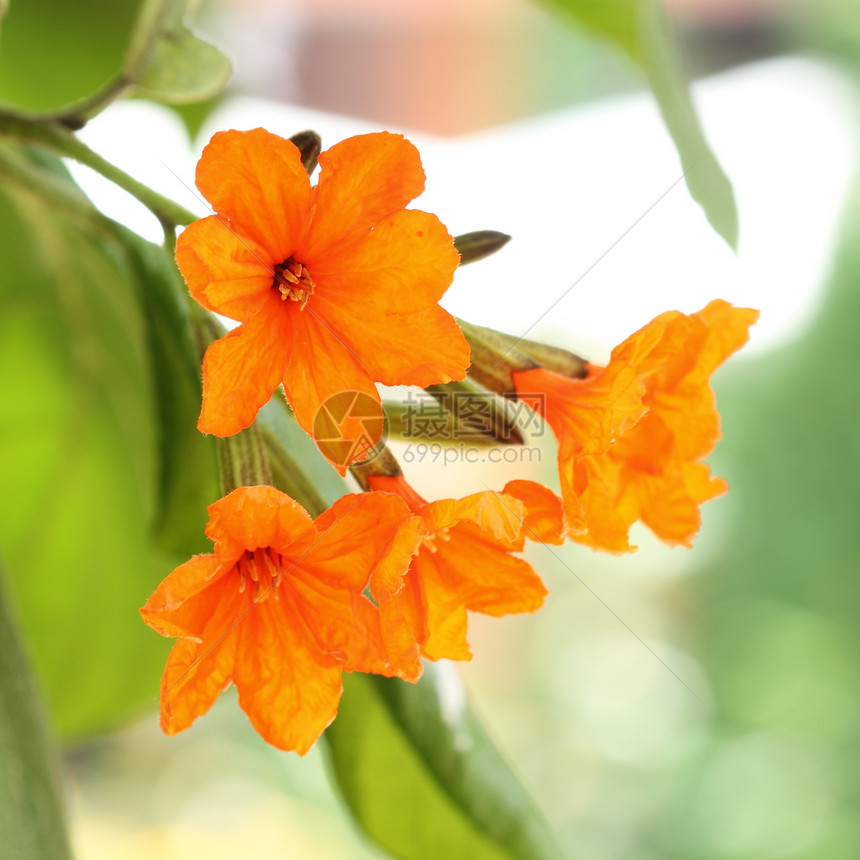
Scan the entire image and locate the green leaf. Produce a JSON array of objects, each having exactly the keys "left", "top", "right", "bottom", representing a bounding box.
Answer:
[
  {"left": 0, "top": 170, "right": 178, "bottom": 739},
  {"left": 325, "top": 667, "right": 565, "bottom": 860},
  {"left": 538, "top": 0, "right": 738, "bottom": 249},
  {"left": 0, "top": 569, "right": 73, "bottom": 860},
  {"left": 0, "top": 0, "right": 139, "bottom": 111},
  {"left": 134, "top": 22, "right": 232, "bottom": 104},
  {"left": 109, "top": 225, "right": 219, "bottom": 554}
]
